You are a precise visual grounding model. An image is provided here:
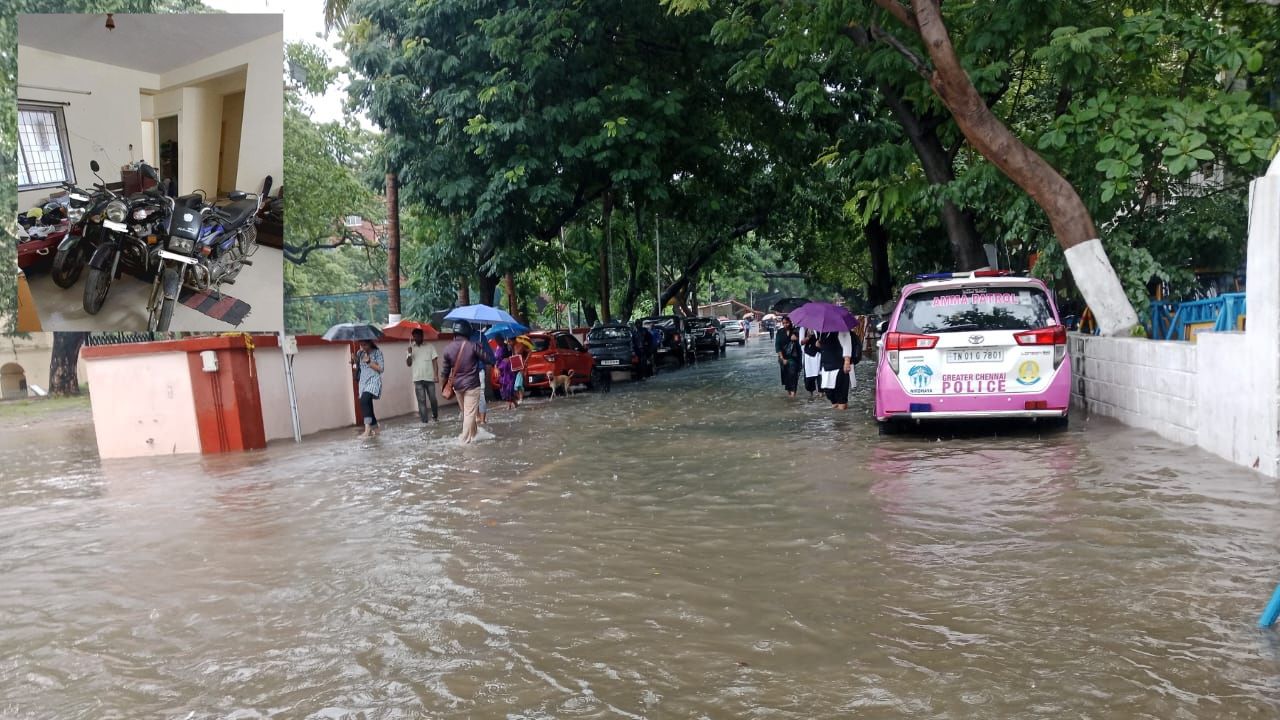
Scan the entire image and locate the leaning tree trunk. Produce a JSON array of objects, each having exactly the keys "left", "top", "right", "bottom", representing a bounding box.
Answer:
[
  {"left": 49, "top": 332, "right": 89, "bottom": 396},
  {"left": 904, "top": 0, "right": 1138, "bottom": 335}
]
